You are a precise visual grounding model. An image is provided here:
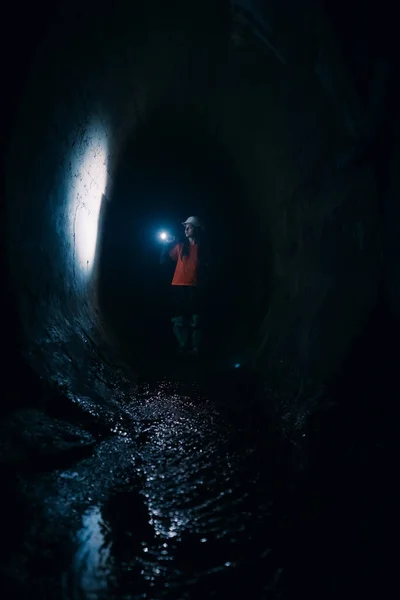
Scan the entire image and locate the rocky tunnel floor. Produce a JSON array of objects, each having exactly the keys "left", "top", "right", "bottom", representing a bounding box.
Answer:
[
  {"left": 0, "top": 341, "right": 393, "bottom": 600},
  {"left": 1, "top": 374, "right": 290, "bottom": 600}
]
